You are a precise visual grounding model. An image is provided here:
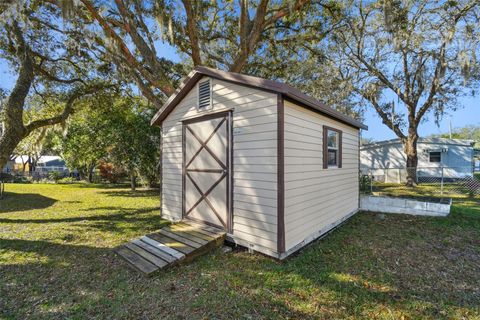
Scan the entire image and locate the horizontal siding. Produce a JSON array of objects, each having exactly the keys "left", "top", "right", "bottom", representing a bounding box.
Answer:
[
  {"left": 161, "top": 76, "right": 278, "bottom": 253},
  {"left": 360, "top": 141, "right": 474, "bottom": 171},
  {"left": 284, "top": 101, "right": 360, "bottom": 251}
]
